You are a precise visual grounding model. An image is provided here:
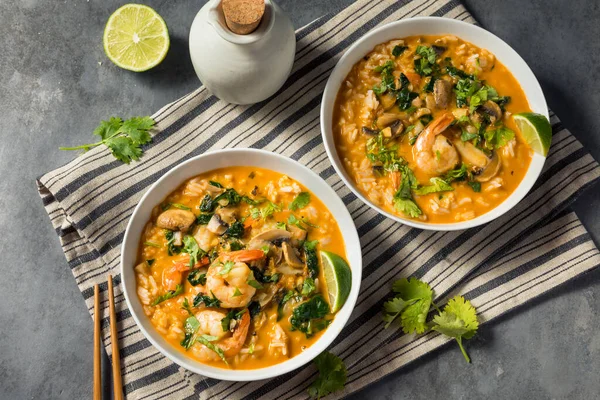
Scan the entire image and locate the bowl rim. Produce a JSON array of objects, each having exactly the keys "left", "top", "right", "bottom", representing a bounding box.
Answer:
[
  {"left": 120, "top": 148, "right": 362, "bottom": 381},
  {"left": 320, "top": 16, "right": 549, "bottom": 231}
]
